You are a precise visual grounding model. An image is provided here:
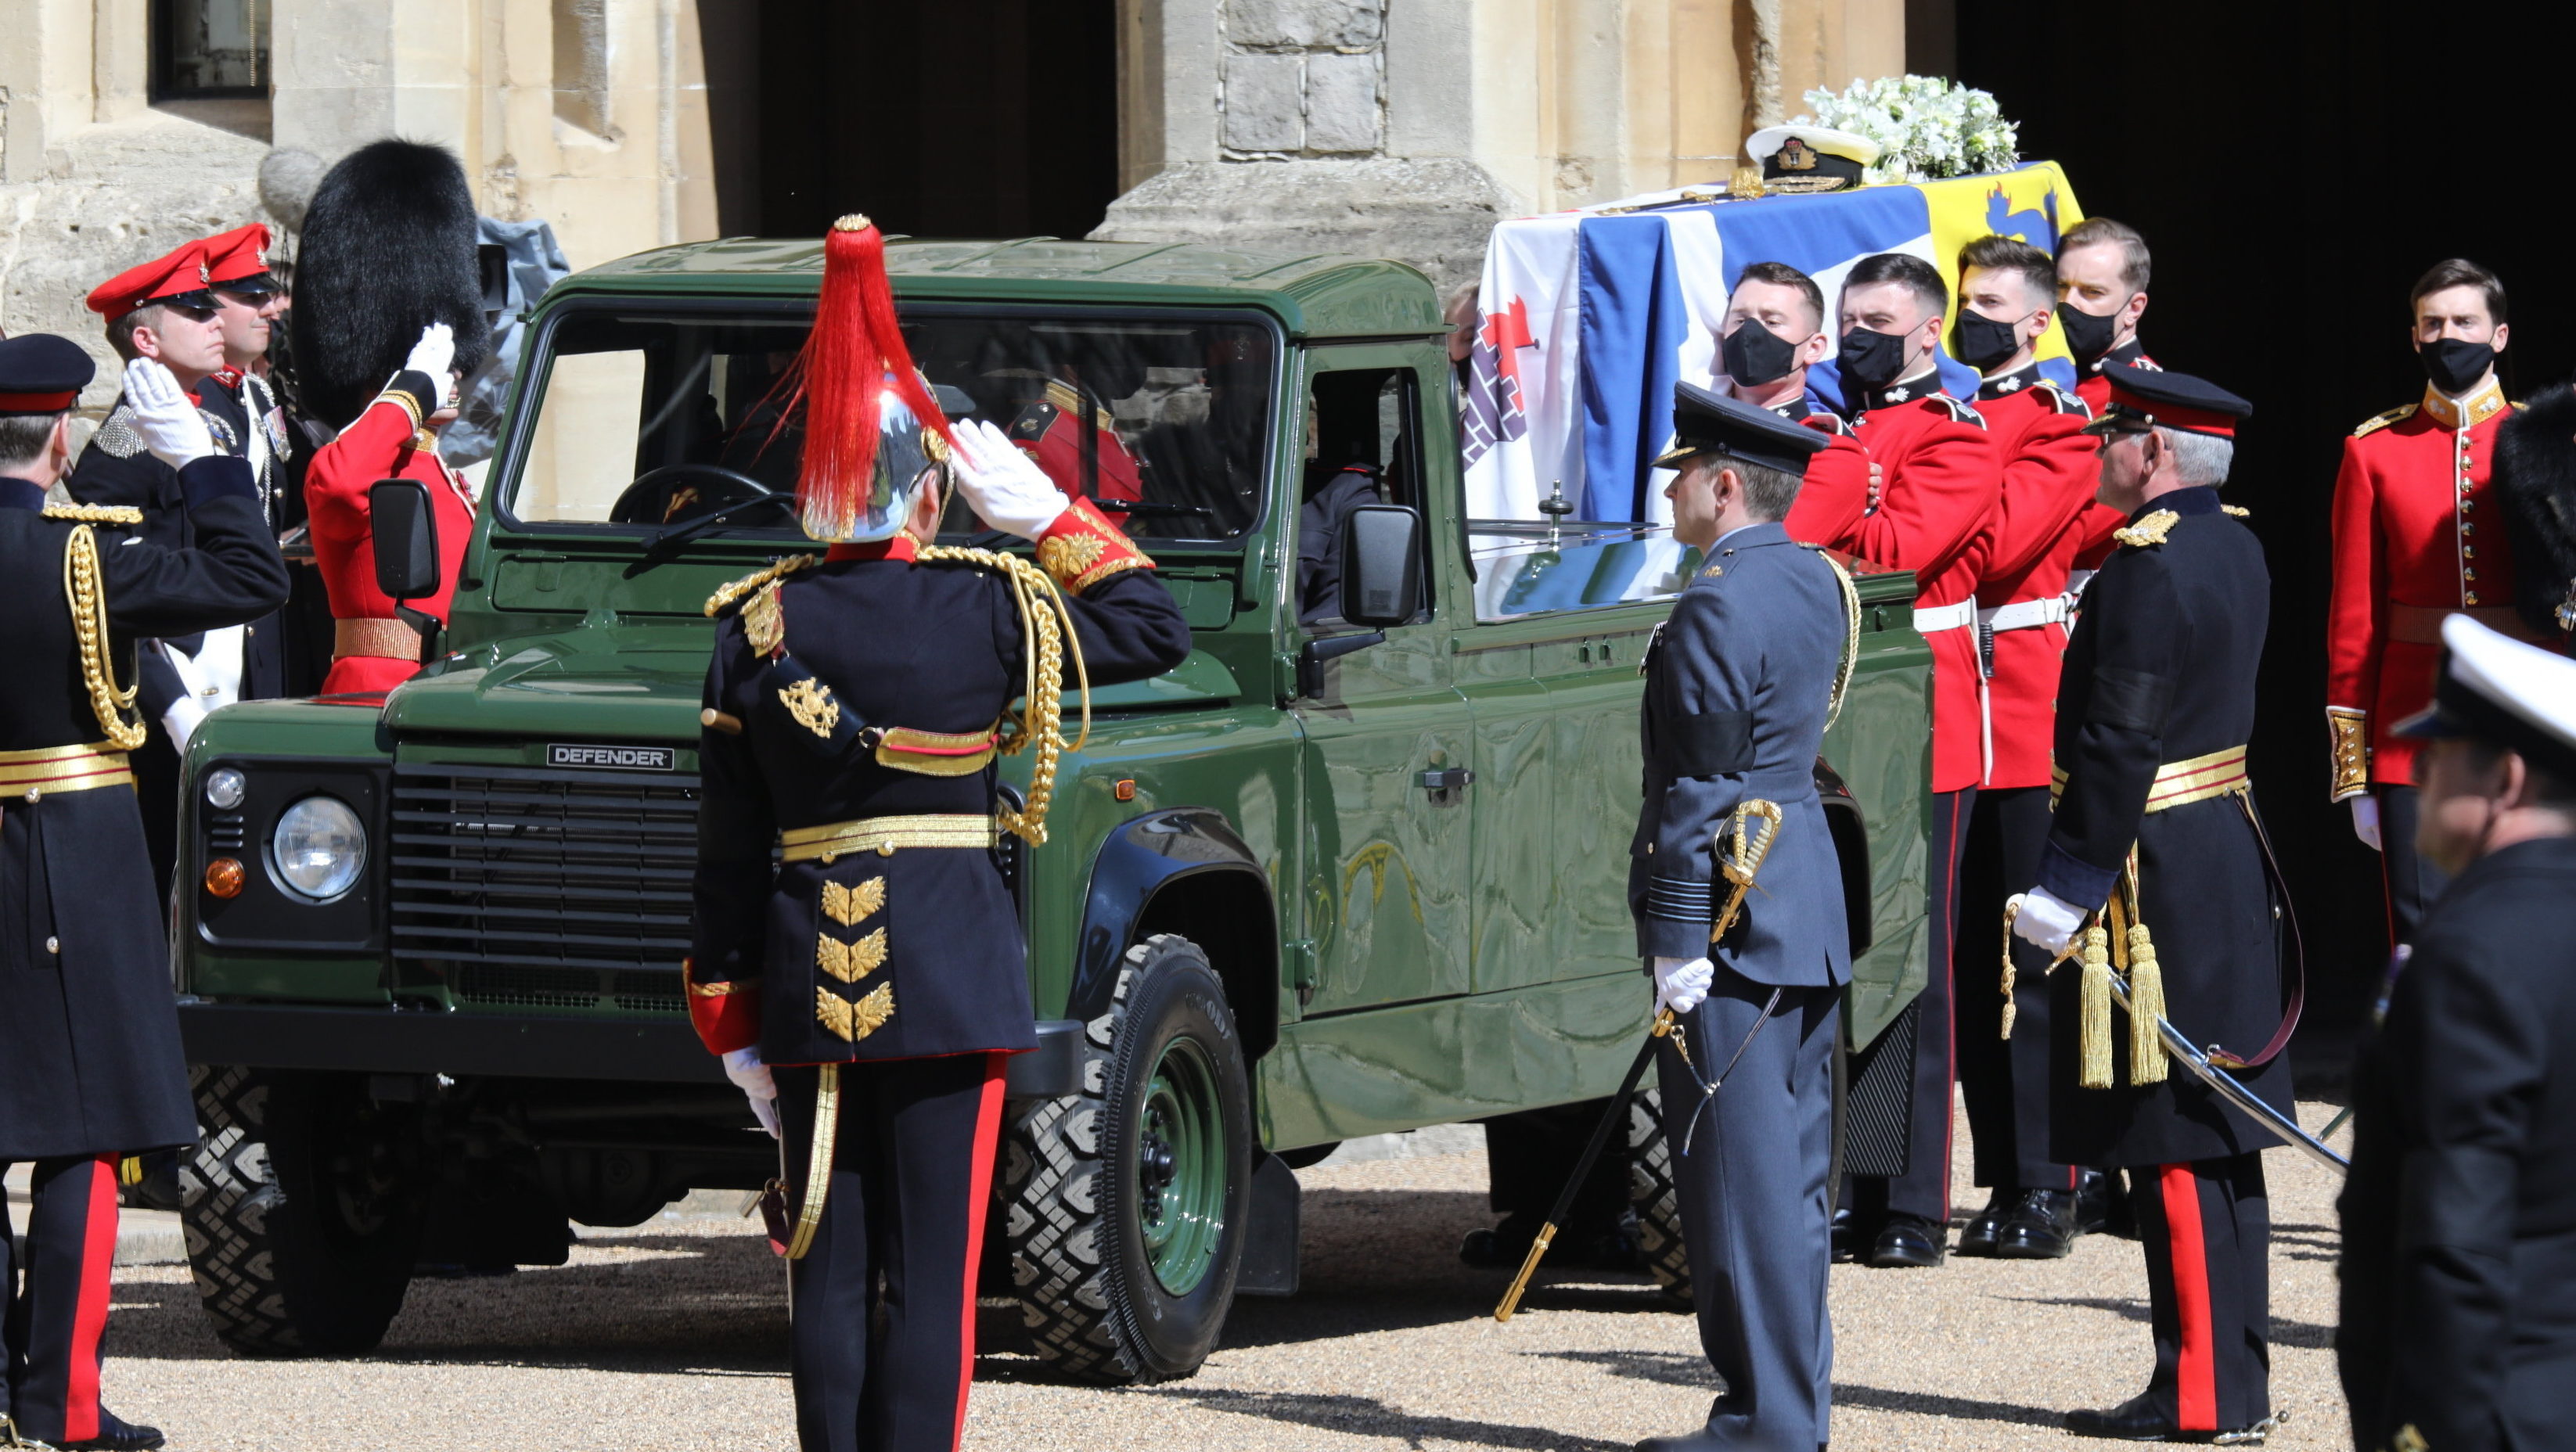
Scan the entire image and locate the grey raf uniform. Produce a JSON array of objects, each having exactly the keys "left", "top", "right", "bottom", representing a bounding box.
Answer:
[{"left": 1629, "top": 517, "right": 1852, "bottom": 1451}]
